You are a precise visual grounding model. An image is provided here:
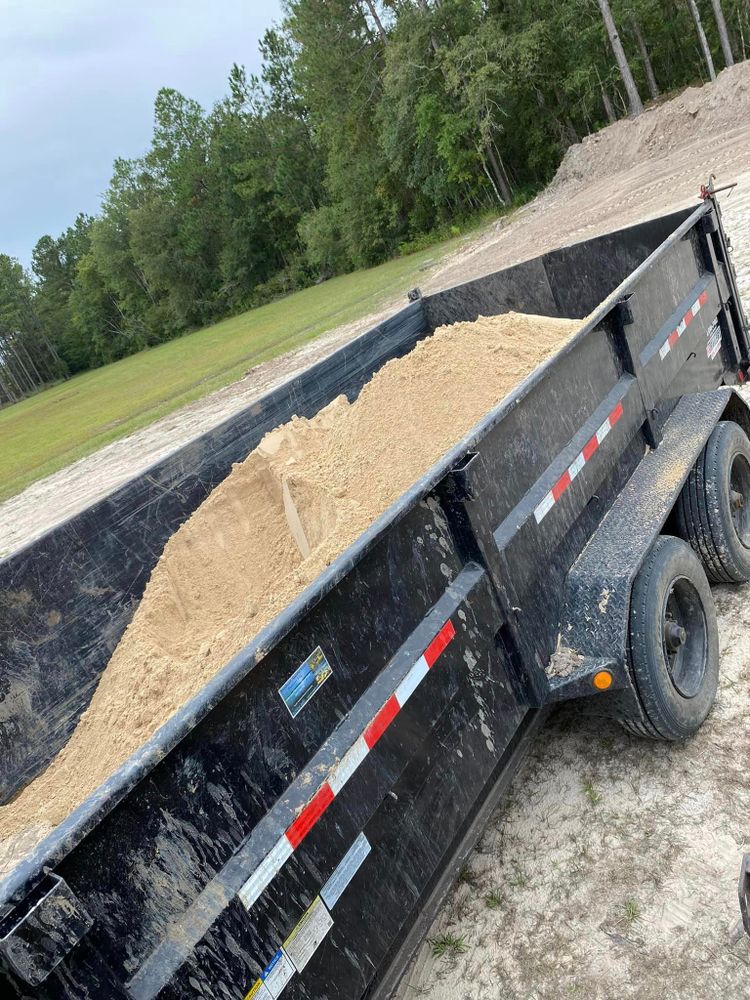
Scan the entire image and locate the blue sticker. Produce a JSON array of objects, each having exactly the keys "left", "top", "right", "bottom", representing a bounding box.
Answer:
[{"left": 279, "top": 647, "right": 332, "bottom": 718}]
